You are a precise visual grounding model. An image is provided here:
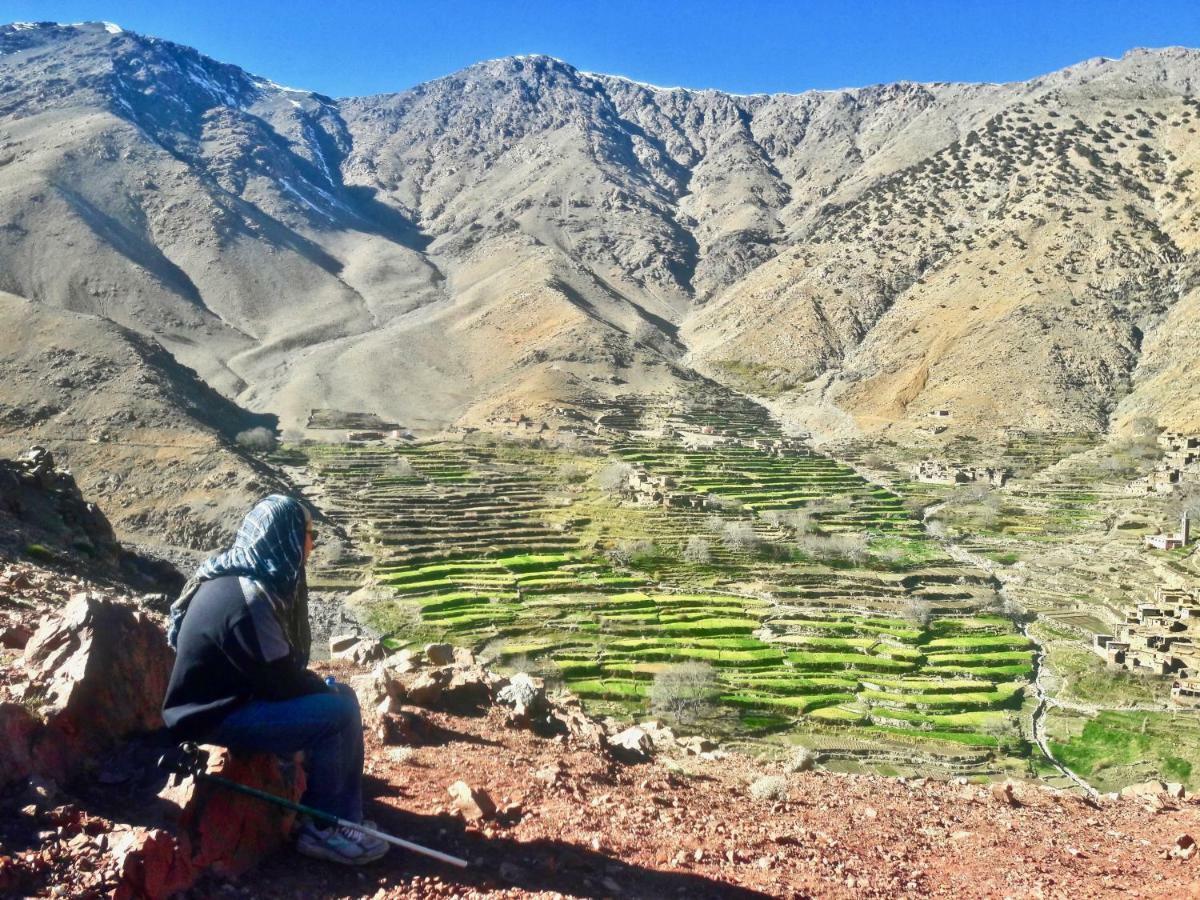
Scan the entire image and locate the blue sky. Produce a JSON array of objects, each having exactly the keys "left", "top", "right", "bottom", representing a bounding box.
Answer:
[{"left": 11, "top": 0, "right": 1200, "bottom": 97}]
